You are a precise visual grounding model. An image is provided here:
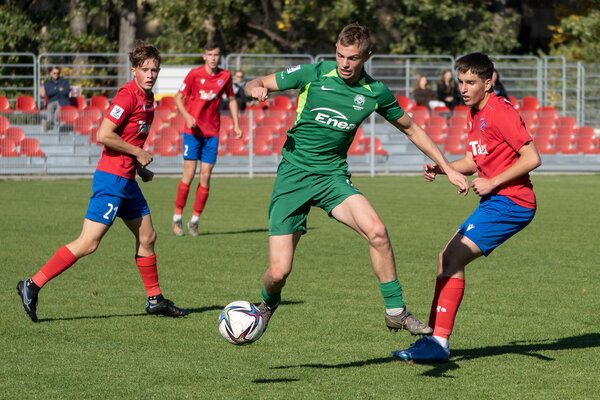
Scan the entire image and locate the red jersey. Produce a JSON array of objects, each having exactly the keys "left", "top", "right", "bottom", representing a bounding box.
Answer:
[
  {"left": 178, "top": 65, "right": 233, "bottom": 137},
  {"left": 466, "top": 93, "right": 536, "bottom": 209},
  {"left": 96, "top": 80, "right": 154, "bottom": 180}
]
